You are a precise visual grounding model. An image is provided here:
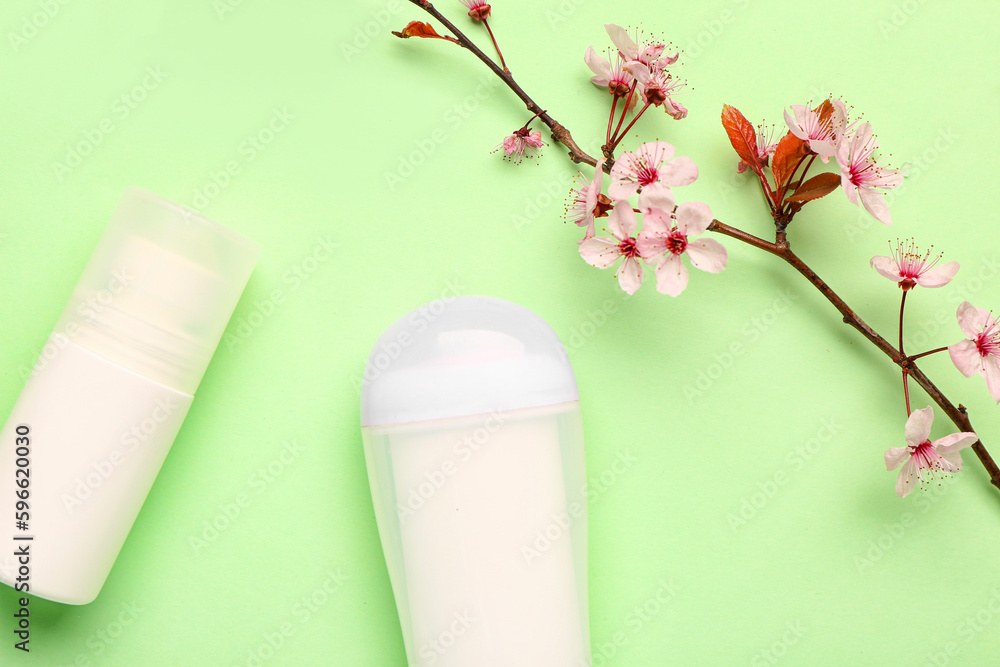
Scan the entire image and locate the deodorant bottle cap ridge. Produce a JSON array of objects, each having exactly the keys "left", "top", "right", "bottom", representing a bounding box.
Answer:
[
  {"left": 361, "top": 295, "right": 591, "bottom": 667},
  {"left": 0, "top": 187, "right": 259, "bottom": 604}
]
